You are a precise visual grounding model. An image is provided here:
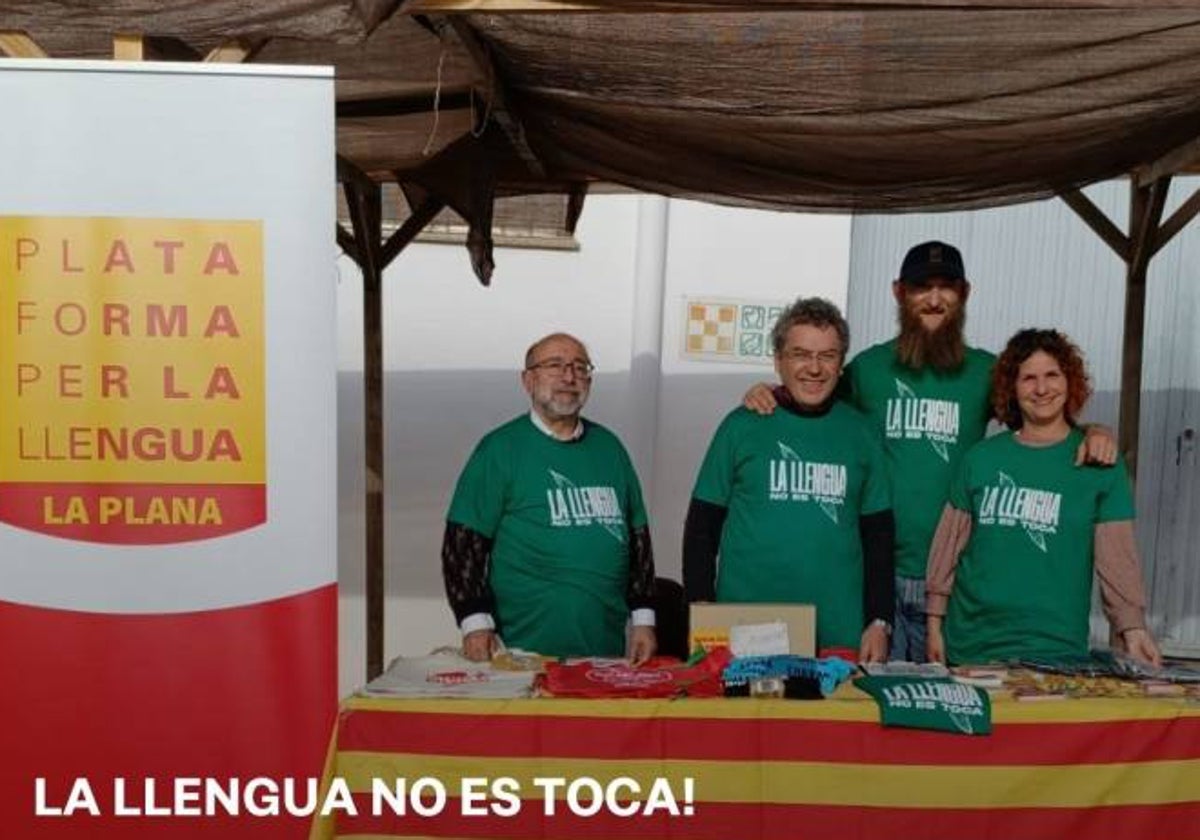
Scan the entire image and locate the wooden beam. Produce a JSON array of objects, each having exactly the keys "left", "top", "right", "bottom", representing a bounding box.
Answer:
[
  {"left": 1134, "top": 133, "right": 1200, "bottom": 188},
  {"left": 337, "top": 91, "right": 473, "bottom": 120},
  {"left": 565, "top": 183, "right": 588, "bottom": 234},
  {"left": 1127, "top": 176, "right": 1170, "bottom": 281},
  {"left": 406, "top": 0, "right": 924, "bottom": 11},
  {"left": 0, "top": 31, "right": 47, "bottom": 58},
  {"left": 405, "top": 0, "right": 784, "bottom": 11},
  {"left": 1059, "top": 188, "right": 1129, "bottom": 260},
  {"left": 113, "top": 34, "right": 144, "bottom": 61},
  {"left": 440, "top": 16, "right": 547, "bottom": 179},
  {"left": 341, "top": 159, "right": 387, "bottom": 682},
  {"left": 336, "top": 222, "right": 361, "bottom": 264},
  {"left": 381, "top": 195, "right": 446, "bottom": 267},
  {"left": 1153, "top": 186, "right": 1200, "bottom": 256},
  {"left": 407, "top": 0, "right": 596, "bottom": 10},
  {"left": 338, "top": 154, "right": 378, "bottom": 192}
]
